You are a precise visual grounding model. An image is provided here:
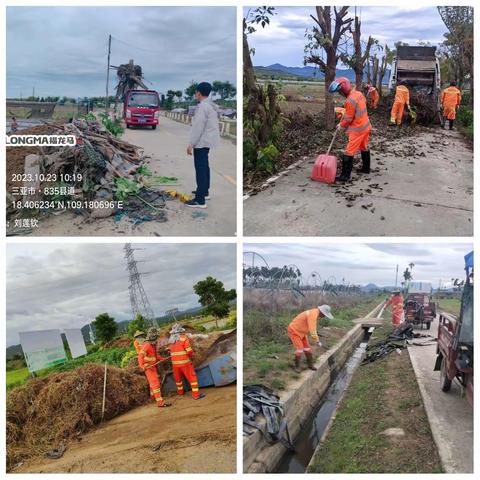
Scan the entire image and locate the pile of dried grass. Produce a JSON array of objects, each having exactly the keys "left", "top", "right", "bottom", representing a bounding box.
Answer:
[{"left": 6, "top": 364, "right": 149, "bottom": 471}]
